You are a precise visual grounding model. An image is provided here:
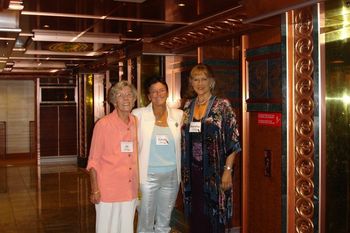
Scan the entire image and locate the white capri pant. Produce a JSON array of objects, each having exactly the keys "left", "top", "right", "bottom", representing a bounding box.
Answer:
[
  {"left": 137, "top": 169, "right": 179, "bottom": 233},
  {"left": 95, "top": 199, "right": 137, "bottom": 233}
]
